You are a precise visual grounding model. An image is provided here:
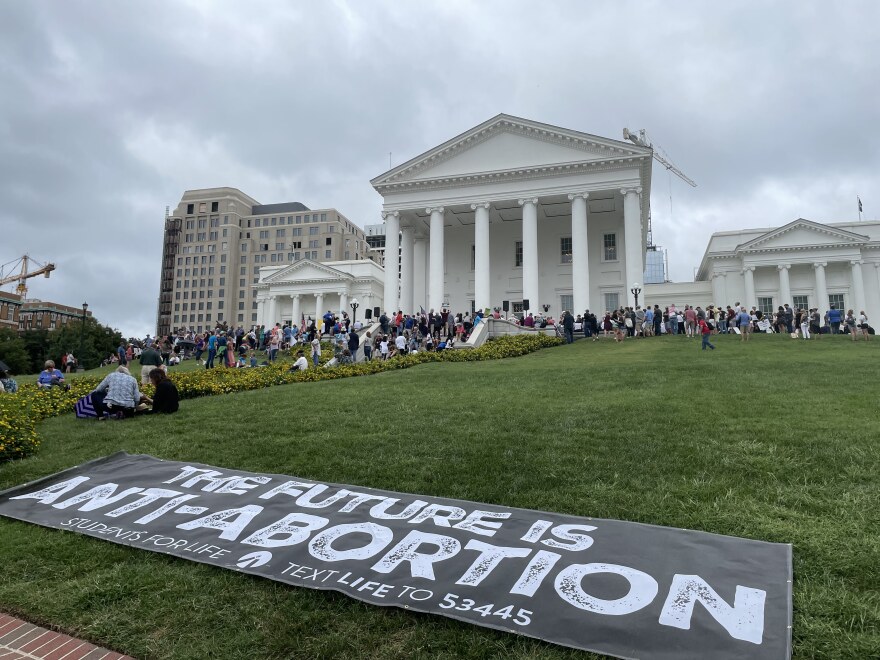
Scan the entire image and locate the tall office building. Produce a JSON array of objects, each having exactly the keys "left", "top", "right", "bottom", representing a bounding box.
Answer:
[{"left": 156, "top": 187, "right": 375, "bottom": 337}]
